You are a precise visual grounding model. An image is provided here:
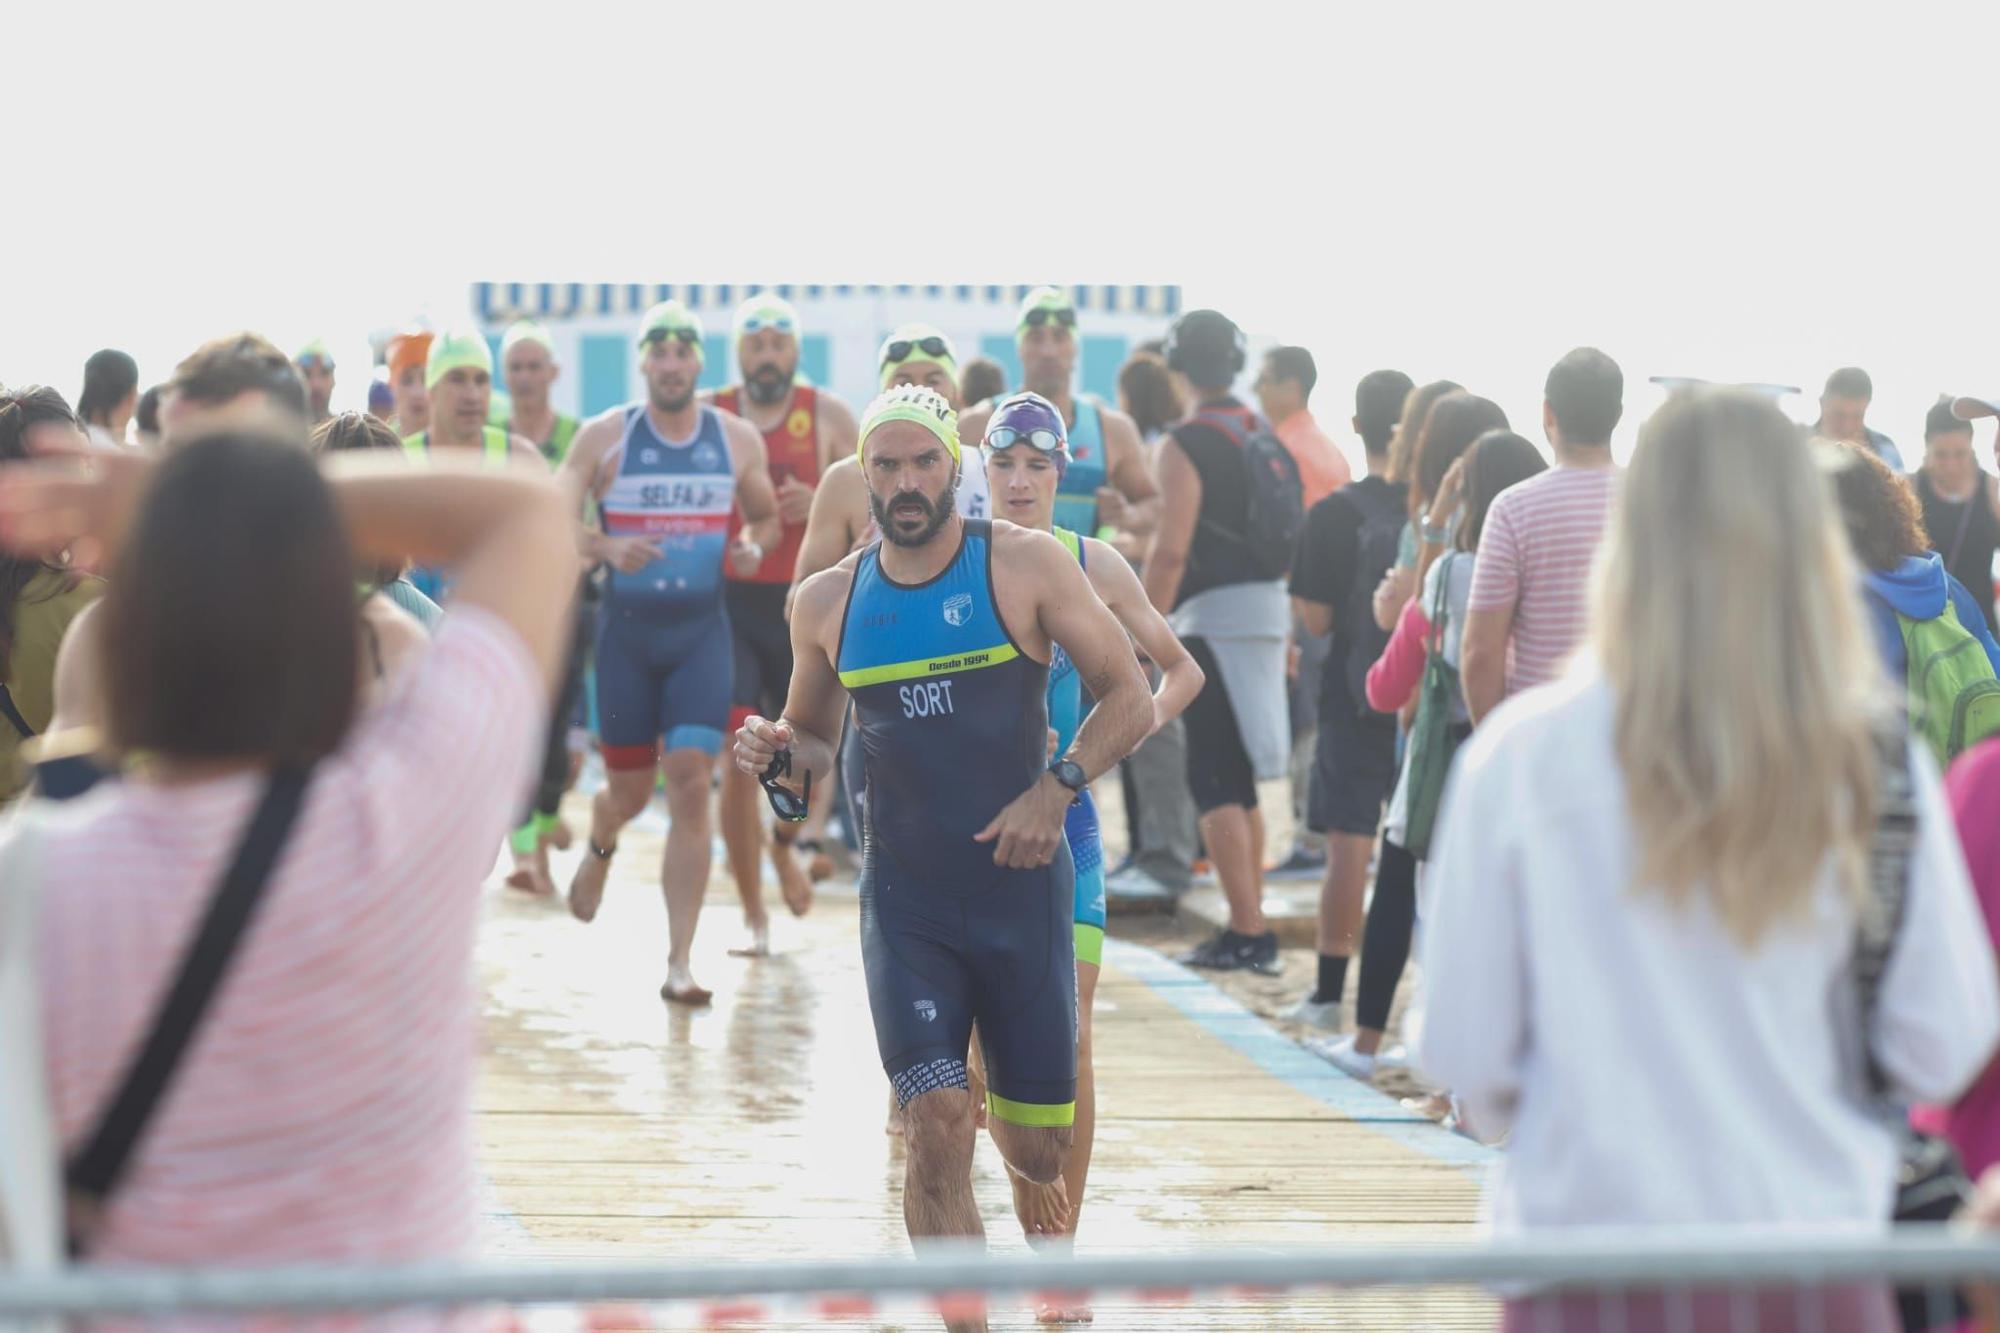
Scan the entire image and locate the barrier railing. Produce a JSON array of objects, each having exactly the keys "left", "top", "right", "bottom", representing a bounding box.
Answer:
[{"left": 5, "top": 1227, "right": 1999, "bottom": 1326}]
